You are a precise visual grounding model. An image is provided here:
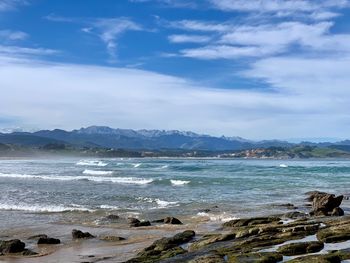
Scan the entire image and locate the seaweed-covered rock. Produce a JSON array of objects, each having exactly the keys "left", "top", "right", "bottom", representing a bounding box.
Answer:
[
  {"left": 227, "top": 252, "right": 283, "bottom": 263},
  {"left": 72, "top": 229, "right": 95, "bottom": 239},
  {"left": 282, "top": 211, "right": 308, "bottom": 219},
  {"left": 188, "top": 254, "right": 225, "bottom": 263},
  {"left": 277, "top": 241, "right": 324, "bottom": 256},
  {"left": 223, "top": 217, "right": 280, "bottom": 228},
  {"left": 145, "top": 230, "right": 195, "bottom": 251},
  {"left": 317, "top": 226, "right": 350, "bottom": 243},
  {"left": 285, "top": 254, "right": 341, "bottom": 263},
  {"left": 0, "top": 239, "right": 25, "bottom": 253},
  {"left": 189, "top": 233, "right": 235, "bottom": 251},
  {"left": 126, "top": 230, "right": 195, "bottom": 262},
  {"left": 99, "top": 235, "right": 125, "bottom": 241}
]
